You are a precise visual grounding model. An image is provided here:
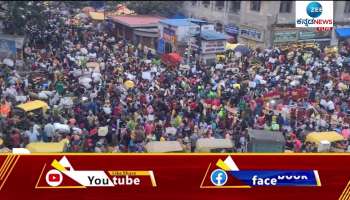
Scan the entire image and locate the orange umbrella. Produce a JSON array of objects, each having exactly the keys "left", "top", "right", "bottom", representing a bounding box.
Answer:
[{"left": 0, "top": 102, "right": 11, "bottom": 118}]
